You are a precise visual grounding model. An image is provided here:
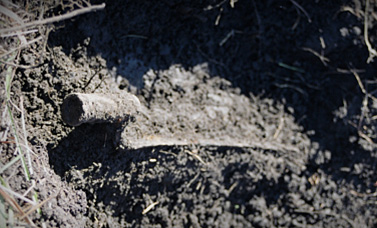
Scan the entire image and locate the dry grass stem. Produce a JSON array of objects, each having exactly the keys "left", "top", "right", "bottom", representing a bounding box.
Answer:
[
  {"left": 142, "top": 201, "right": 159, "bottom": 215},
  {"left": 0, "top": 3, "right": 105, "bottom": 34},
  {"left": 0, "top": 185, "right": 35, "bottom": 206},
  {"left": 20, "top": 192, "right": 57, "bottom": 220},
  {"left": 351, "top": 69, "right": 367, "bottom": 94},
  {"left": 0, "top": 29, "right": 38, "bottom": 38},
  {"left": 273, "top": 117, "right": 285, "bottom": 139},
  {"left": 302, "top": 47, "right": 330, "bottom": 66},
  {"left": 0, "top": 188, "right": 35, "bottom": 226},
  {"left": 290, "top": 0, "right": 312, "bottom": 23},
  {"left": 364, "top": 0, "right": 377, "bottom": 63},
  {"left": 0, "top": 1, "right": 107, "bottom": 226},
  {"left": 184, "top": 149, "right": 207, "bottom": 166},
  {"left": 20, "top": 96, "right": 33, "bottom": 176},
  {"left": 0, "top": 36, "right": 43, "bottom": 59}
]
